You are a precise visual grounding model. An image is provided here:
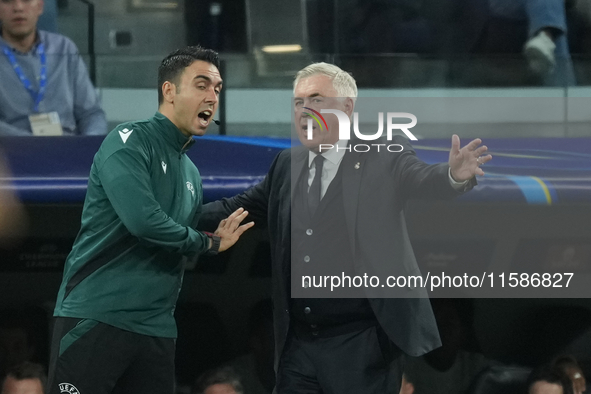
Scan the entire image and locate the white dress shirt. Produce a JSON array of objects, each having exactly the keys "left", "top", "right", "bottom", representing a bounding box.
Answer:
[{"left": 307, "top": 140, "right": 348, "bottom": 198}]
